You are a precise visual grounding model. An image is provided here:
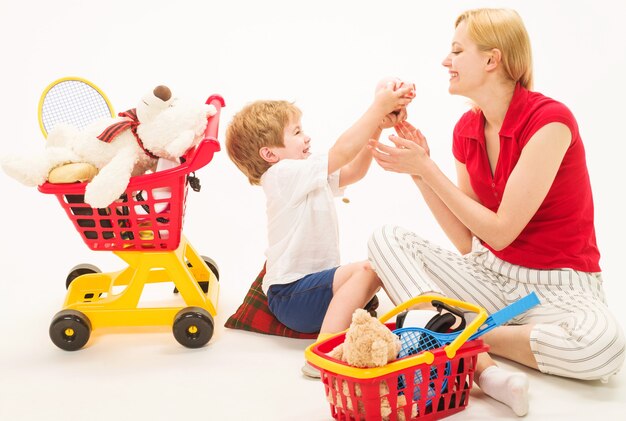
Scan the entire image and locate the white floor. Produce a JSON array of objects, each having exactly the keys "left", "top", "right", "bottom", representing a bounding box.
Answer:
[{"left": 0, "top": 256, "right": 623, "bottom": 421}]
